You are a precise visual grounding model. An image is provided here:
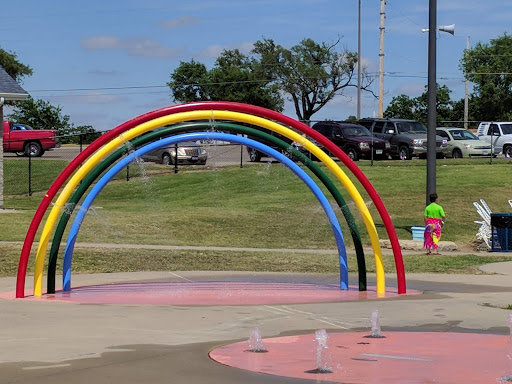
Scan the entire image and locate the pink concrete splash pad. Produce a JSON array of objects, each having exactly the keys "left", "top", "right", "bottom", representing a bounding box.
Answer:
[
  {"left": 0, "top": 281, "right": 420, "bottom": 305},
  {"left": 210, "top": 331, "right": 512, "bottom": 383}
]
